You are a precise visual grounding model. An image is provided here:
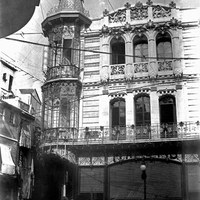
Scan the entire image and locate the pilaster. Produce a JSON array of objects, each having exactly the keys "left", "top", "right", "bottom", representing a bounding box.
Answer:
[
  {"left": 150, "top": 87, "right": 159, "bottom": 139},
  {"left": 176, "top": 84, "right": 186, "bottom": 122},
  {"left": 125, "top": 91, "right": 134, "bottom": 126},
  {"left": 99, "top": 90, "right": 110, "bottom": 127},
  {"left": 148, "top": 30, "right": 157, "bottom": 78}
]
